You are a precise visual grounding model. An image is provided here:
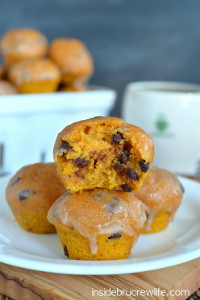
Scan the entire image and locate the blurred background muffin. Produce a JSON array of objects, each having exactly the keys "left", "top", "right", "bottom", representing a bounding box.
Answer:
[
  {"left": 0, "top": 28, "right": 48, "bottom": 64},
  {"left": 134, "top": 166, "right": 184, "bottom": 234},
  {"left": 8, "top": 58, "right": 61, "bottom": 93},
  {"left": 0, "top": 80, "right": 17, "bottom": 95},
  {"left": 49, "top": 38, "right": 94, "bottom": 89}
]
